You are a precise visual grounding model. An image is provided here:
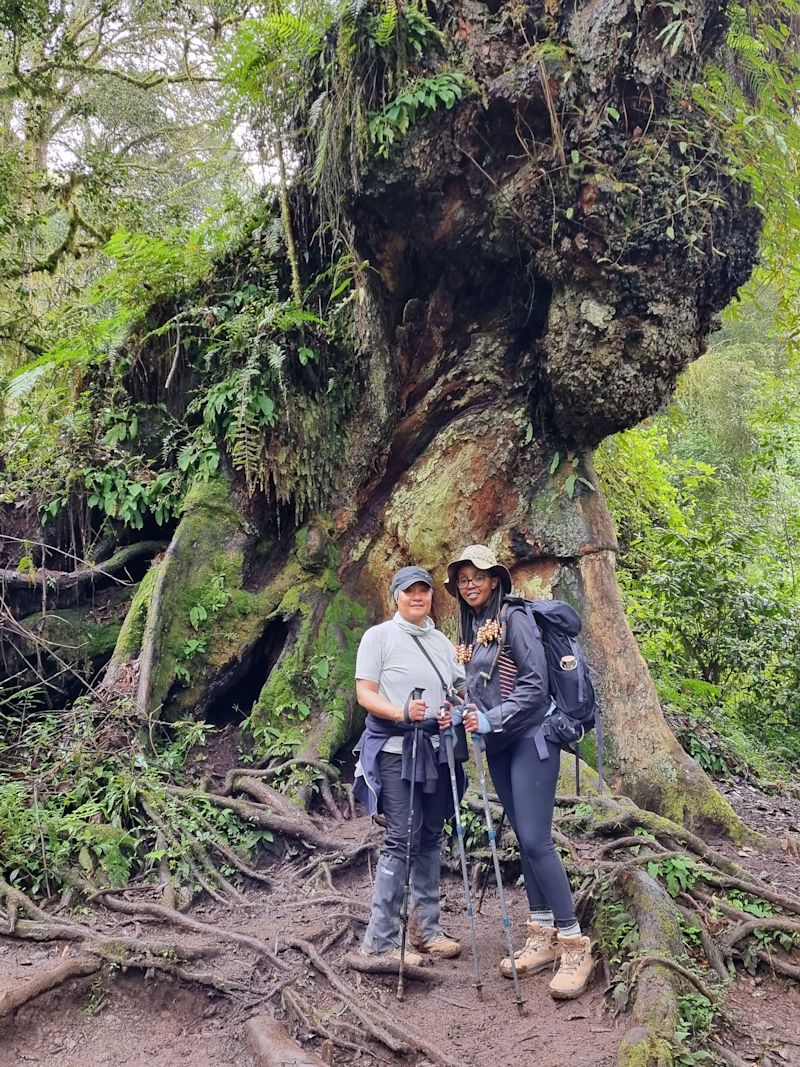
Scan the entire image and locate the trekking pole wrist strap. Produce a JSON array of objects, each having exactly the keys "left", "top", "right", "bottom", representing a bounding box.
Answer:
[{"left": 403, "top": 693, "right": 412, "bottom": 723}]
